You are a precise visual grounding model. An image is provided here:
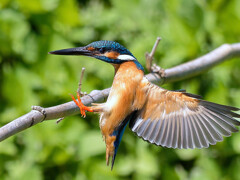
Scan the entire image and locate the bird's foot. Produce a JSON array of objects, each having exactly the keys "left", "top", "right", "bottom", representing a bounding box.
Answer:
[{"left": 71, "top": 92, "right": 93, "bottom": 117}]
